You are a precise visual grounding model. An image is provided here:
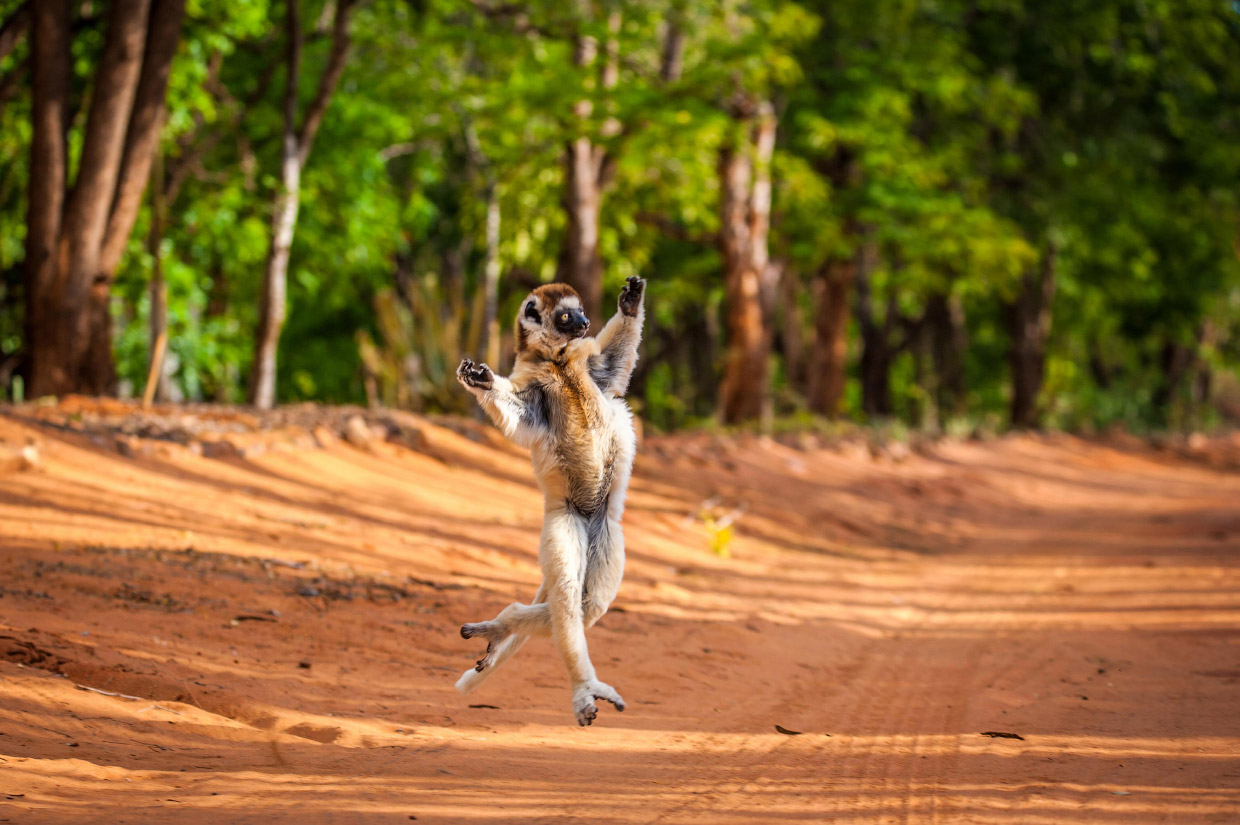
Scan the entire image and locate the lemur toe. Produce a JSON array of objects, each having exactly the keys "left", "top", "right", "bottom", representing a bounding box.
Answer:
[{"left": 596, "top": 690, "right": 625, "bottom": 712}]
